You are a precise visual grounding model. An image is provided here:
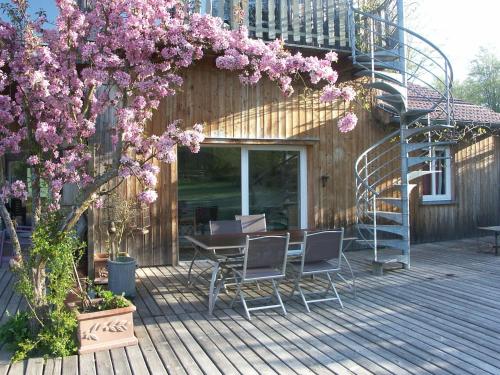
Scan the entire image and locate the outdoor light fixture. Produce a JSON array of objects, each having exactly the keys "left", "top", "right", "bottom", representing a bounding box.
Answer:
[{"left": 321, "top": 175, "right": 330, "bottom": 187}]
